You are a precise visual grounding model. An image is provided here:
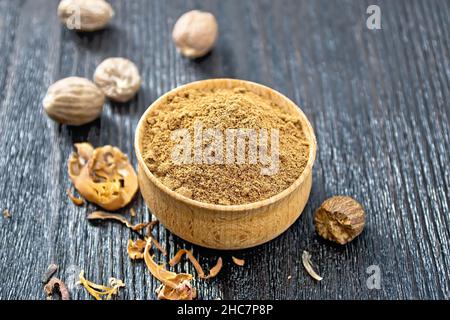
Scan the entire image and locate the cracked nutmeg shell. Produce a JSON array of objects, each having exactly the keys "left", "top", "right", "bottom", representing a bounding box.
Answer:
[{"left": 314, "top": 196, "right": 365, "bottom": 244}]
